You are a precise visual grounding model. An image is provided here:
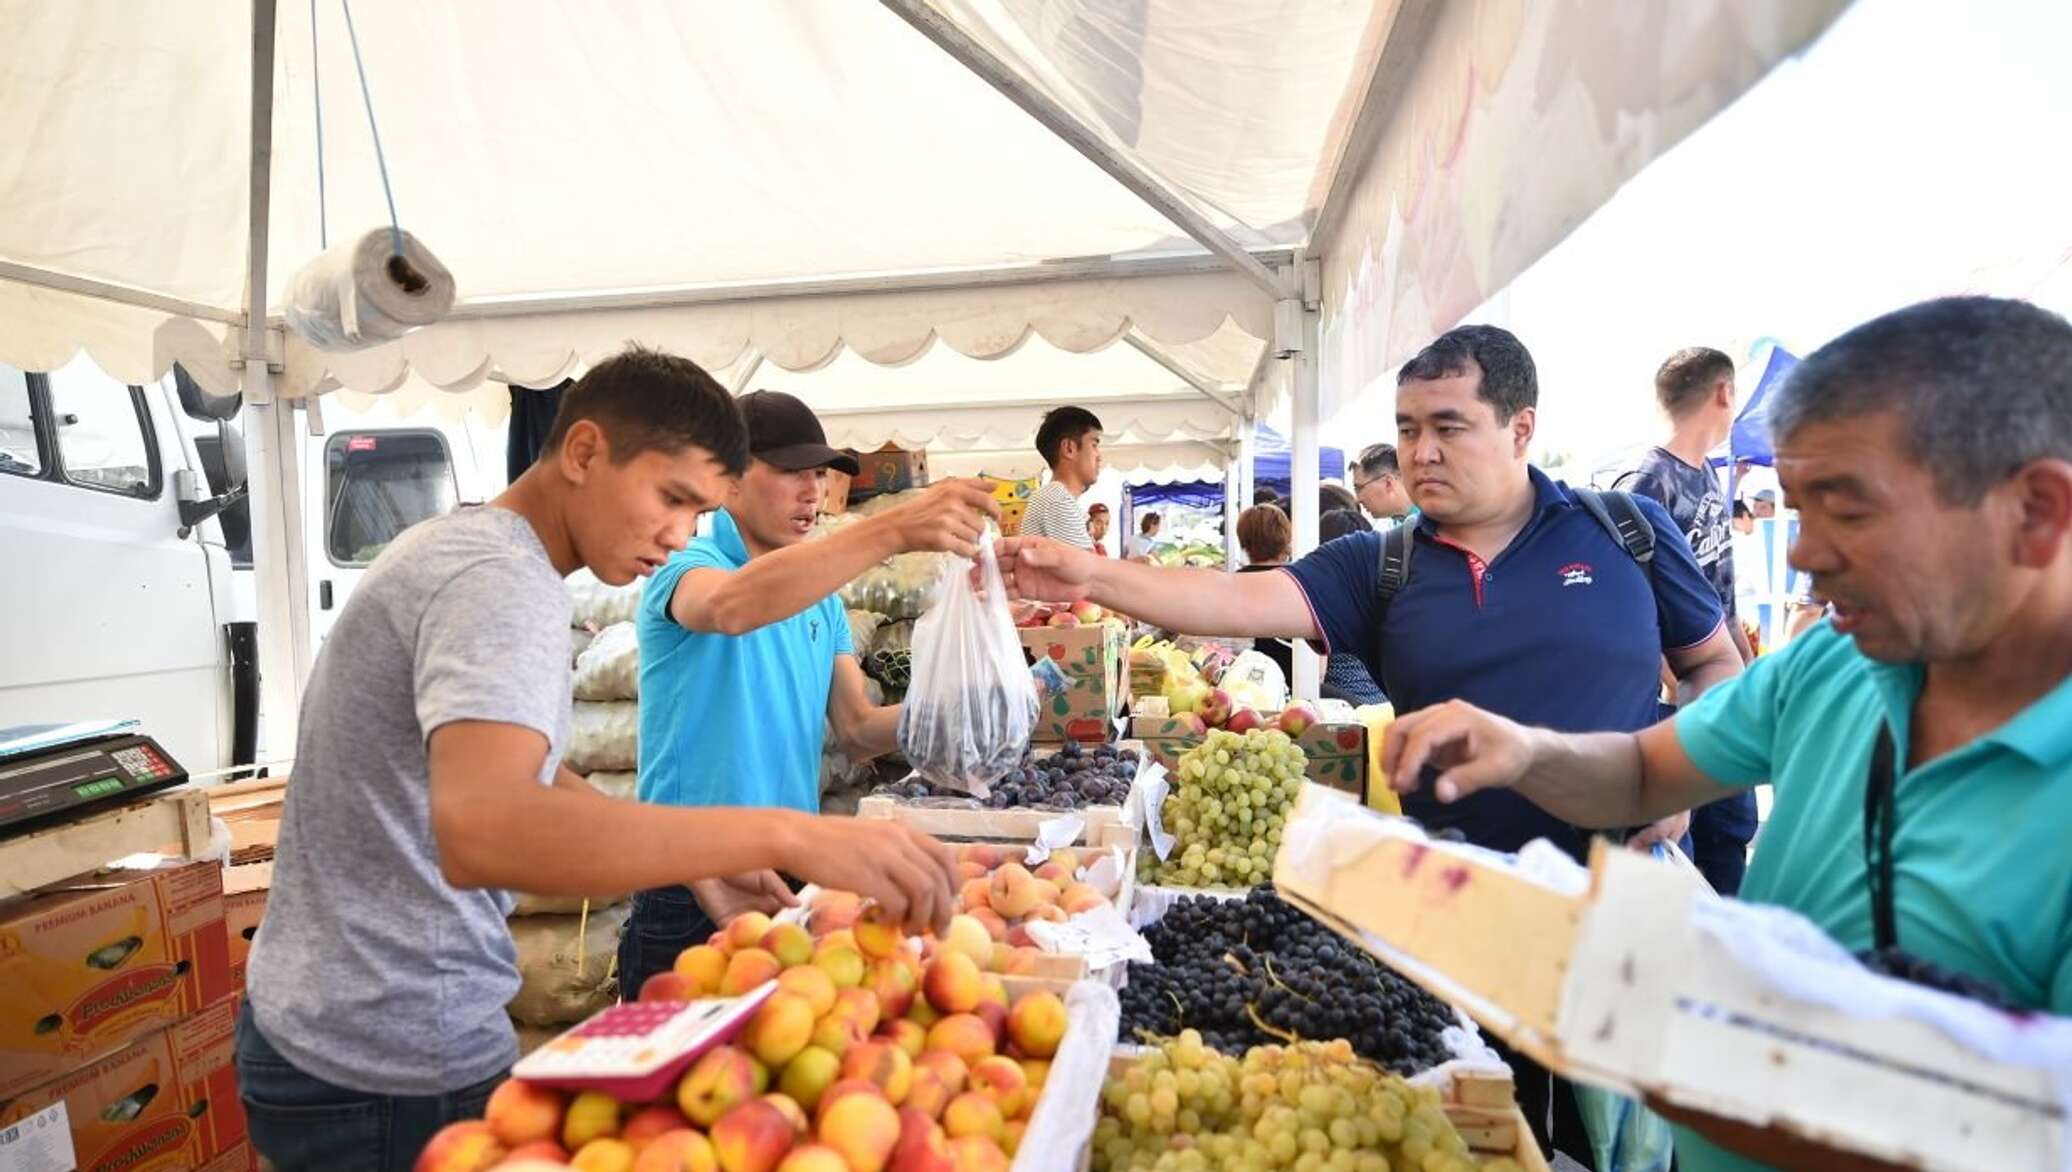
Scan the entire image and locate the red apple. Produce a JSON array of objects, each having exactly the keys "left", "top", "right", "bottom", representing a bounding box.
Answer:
[{"left": 1274, "top": 703, "right": 1320, "bottom": 736}]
